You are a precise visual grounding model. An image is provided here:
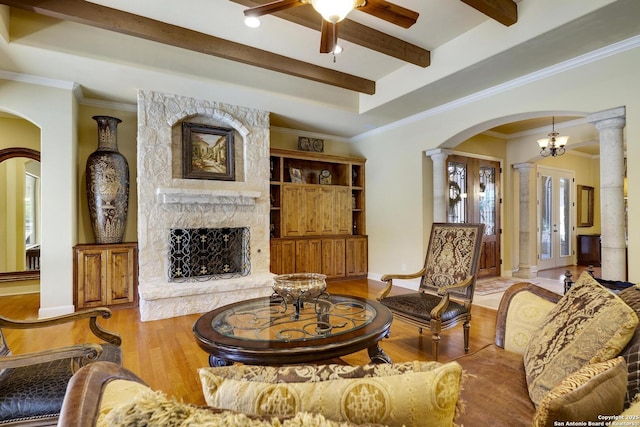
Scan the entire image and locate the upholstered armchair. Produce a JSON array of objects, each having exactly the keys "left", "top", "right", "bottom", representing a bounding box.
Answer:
[
  {"left": 0, "top": 308, "right": 122, "bottom": 426},
  {"left": 377, "top": 222, "right": 485, "bottom": 361}
]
